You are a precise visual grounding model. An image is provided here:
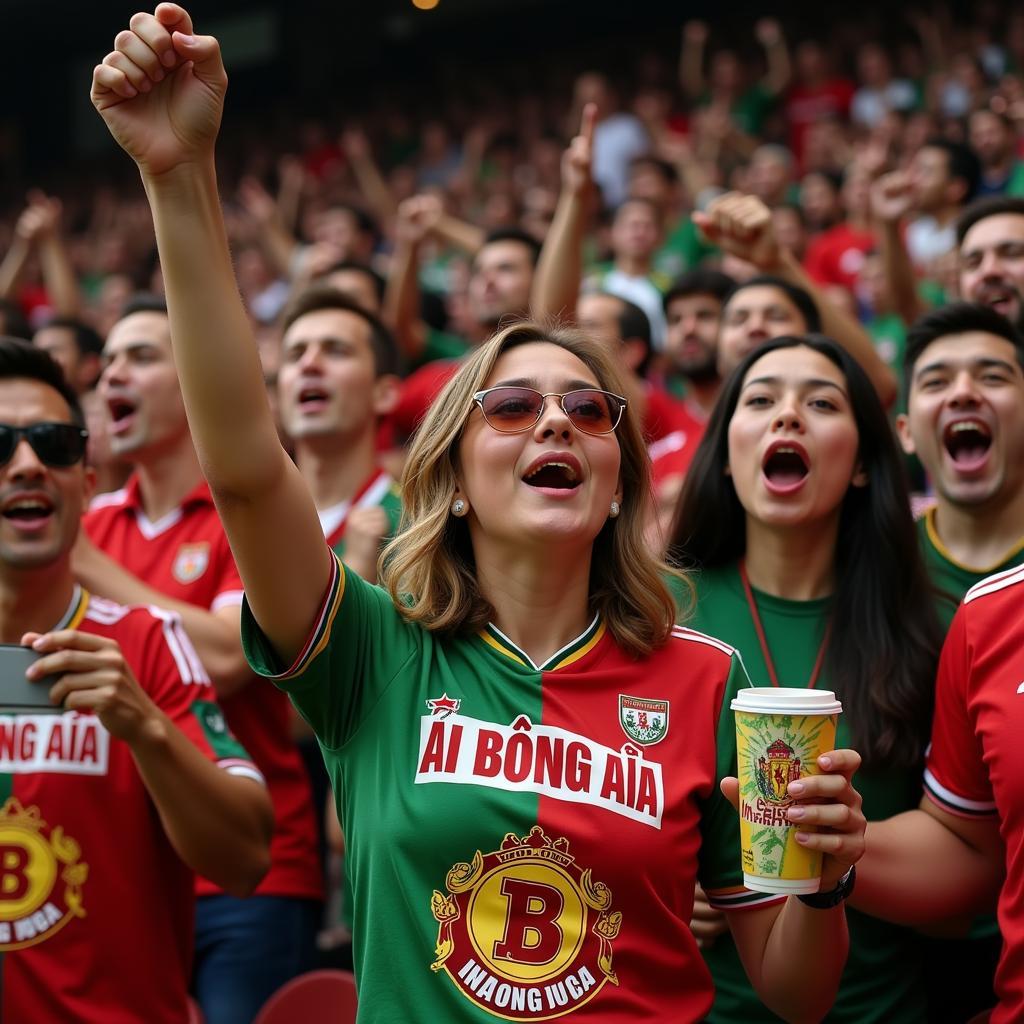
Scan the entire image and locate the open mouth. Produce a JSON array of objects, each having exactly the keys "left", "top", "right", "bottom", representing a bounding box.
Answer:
[
  {"left": 298, "top": 386, "right": 330, "bottom": 410},
  {"left": 762, "top": 444, "right": 809, "bottom": 491},
  {"left": 977, "top": 283, "right": 1019, "bottom": 317},
  {"left": 943, "top": 419, "right": 992, "bottom": 471},
  {"left": 107, "top": 397, "right": 138, "bottom": 435},
  {"left": 1, "top": 497, "right": 54, "bottom": 530},
  {"left": 522, "top": 460, "right": 581, "bottom": 491}
]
